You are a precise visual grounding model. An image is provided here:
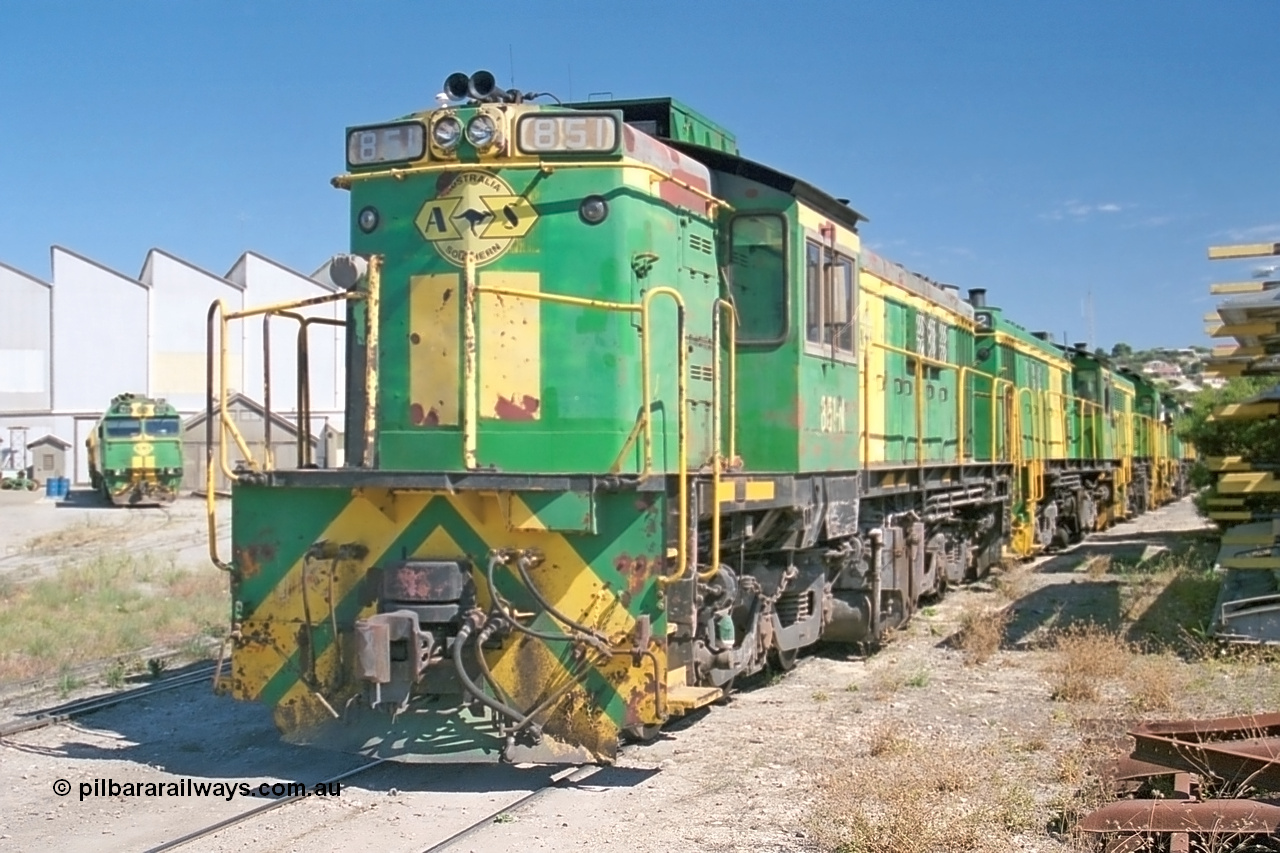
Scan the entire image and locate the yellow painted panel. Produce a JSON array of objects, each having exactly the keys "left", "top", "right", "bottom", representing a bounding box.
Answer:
[
  {"left": 1221, "top": 556, "right": 1280, "bottom": 569},
  {"left": 796, "top": 204, "right": 862, "bottom": 253},
  {"left": 409, "top": 273, "right": 461, "bottom": 426},
  {"left": 1212, "top": 345, "right": 1264, "bottom": 357},
  {"left": 1210, "top": 281, "right": 1270, "bottom": 294},
  {"left": 860, "top": 281, "right": 887, "bottom": 465},
  {"left": 505, "top": 493, "right": 547, "bottom": 531},
  {"left": 1211, "top": 402, "right": 1280, "bottom": 421},
  {"left": 1204, "top": 364, "right": 1246, "bottom": 378},
  {"left": 1208, "top": 456, "right": 1250, "bottom": 471},
  {"left": 991, "top": 332, "right": 1073, "bottom": 369},
  {"left": 859, "top": 268, "right": 971, "bottom": 327},
  {"left": 479, "top": 271, "right": 541, "bottom": 420},
  {"left": 1213, "top": 322, "right": 1279, "bottom": 337},
  {"left": 1208, "top": 242, "right": 1280, "bottom": 260},
  {"left": 716, "top": 481, "right": 735, "bottom": 503},
  {"left": 1219, "top": 472, "right": 1280, "bottom": 494},
  {"left": 1210, "top": 511, "right": 1254, "bottom": 521},
  {"left": 744, "top": 481, "right": 775, "bottom": 501}
]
